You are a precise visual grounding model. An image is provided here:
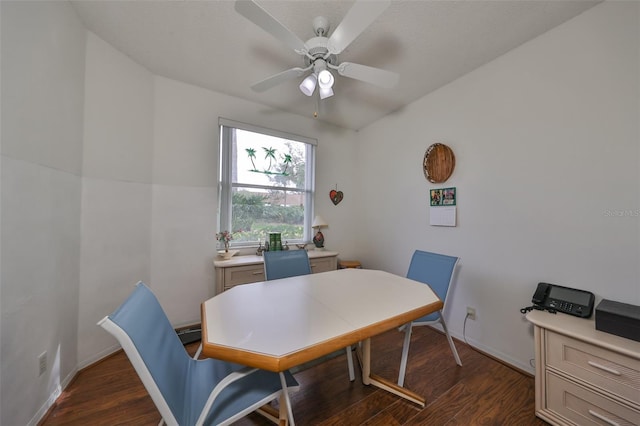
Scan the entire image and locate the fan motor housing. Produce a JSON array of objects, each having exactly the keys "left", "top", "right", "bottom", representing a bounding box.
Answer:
[{"left": 303, "top": 37, "right": 337, "bottom": 66}]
